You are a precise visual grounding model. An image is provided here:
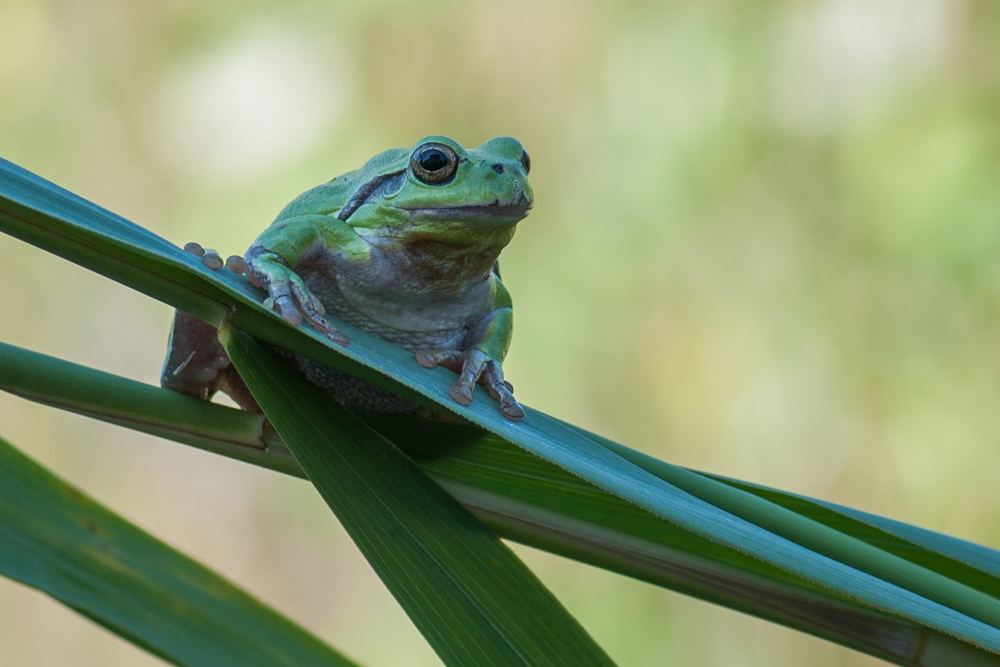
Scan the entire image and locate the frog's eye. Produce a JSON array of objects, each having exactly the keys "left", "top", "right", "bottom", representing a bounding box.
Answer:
[
  {"left": 411, "top": 143, "right": 459, "bottom": 185},
  {"left": 520, "top": 148, "right": 530, "bottom": 175}
]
